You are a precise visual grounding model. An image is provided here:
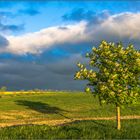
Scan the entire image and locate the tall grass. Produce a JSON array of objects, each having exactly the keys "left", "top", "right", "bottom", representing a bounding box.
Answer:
[{"left": 0, "top": 120, "right": 140, "bottom": 139}]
